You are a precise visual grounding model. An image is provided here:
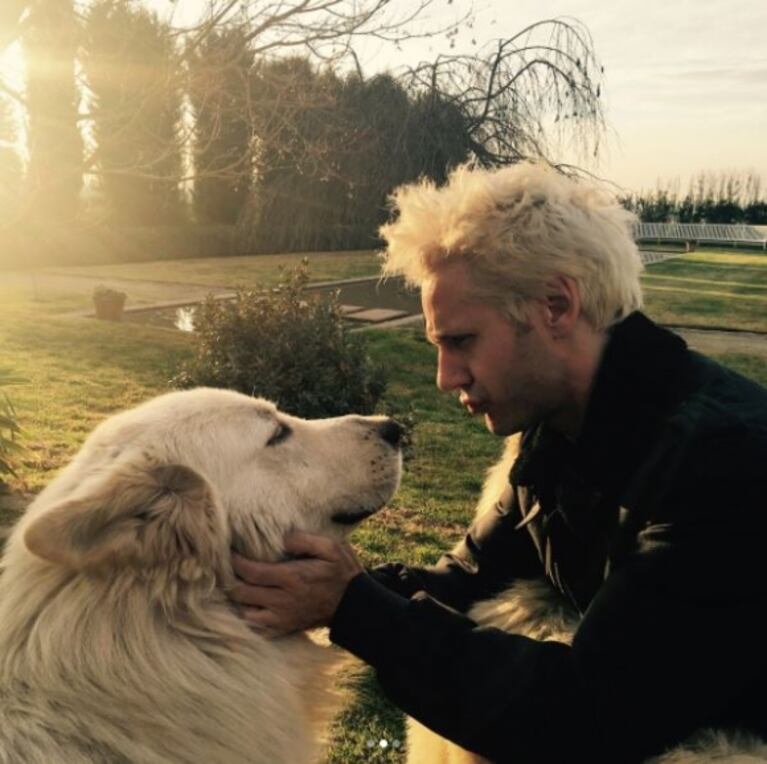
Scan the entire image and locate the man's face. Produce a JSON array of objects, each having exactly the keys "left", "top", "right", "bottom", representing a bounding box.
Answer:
[{"left": 421, "top": 260, "right": 568, "bottom": 436}]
